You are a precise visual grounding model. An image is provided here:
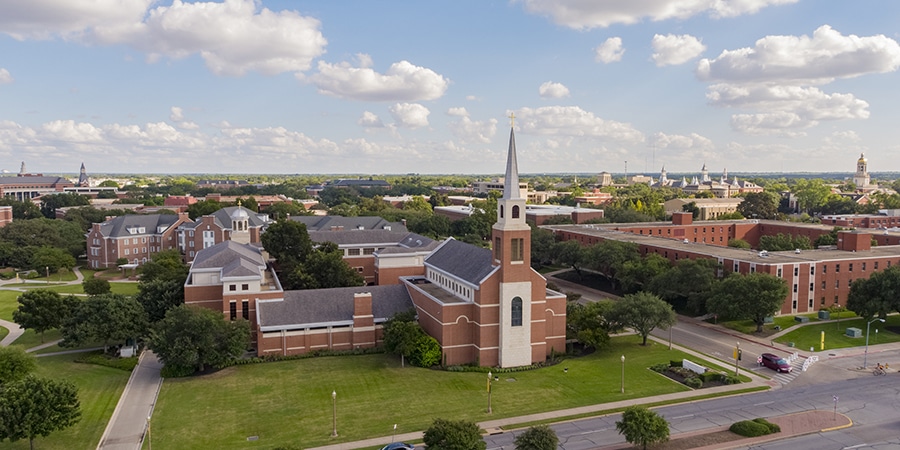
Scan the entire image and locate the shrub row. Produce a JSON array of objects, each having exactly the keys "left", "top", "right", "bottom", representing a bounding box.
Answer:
[
  {"left": 74, "top": 353, "right": 139, "bottom": 372},
  {"left": 729, "top": 418, "right": 781, "bottom": 437}
]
